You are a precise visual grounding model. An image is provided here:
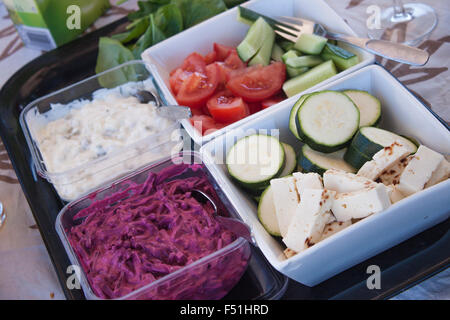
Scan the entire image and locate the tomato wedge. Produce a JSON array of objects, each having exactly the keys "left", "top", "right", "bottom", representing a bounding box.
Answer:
[
  {"left": 207, "top": 90, "right": 249, "bottom": 123},
  {"left": 261, "top": 93, "right": 285, "bottom": 109},
  {"left": 247, "top": 101, "right": 262, "bottom": 114},
  {"left": 204, "top": 51, "right": 217, "bottom": 64},
  {"left": 213, "top": 43, "right": 235, "bottom": 61},
  {"left": 169, "top": 68, "right": 191, "bottom": 95},
  {"left": 226, "top": 62, "right": 286, "bottom": 102},
  {"left": 176, "top": 63, "right": 219, "bottom": 109},
  {"left": 181, "top": 52, "right": 206, "bottom": 74},
  {"left": 224, "top": 51, "right": 246, "bottom": 70},
  {"left": 190, "top": 115, "right": 217, "bottom": 135}
]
